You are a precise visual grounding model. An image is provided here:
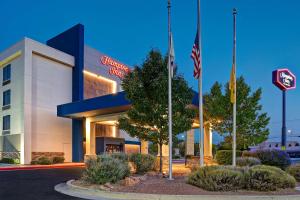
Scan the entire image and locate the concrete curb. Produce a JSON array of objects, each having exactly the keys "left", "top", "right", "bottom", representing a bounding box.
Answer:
[
  {"left": 54, "top": 180, "right": 300, "bottom": 200},
  {"left": 0, "top": 163, "right": 85, "bottom": 171}
]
